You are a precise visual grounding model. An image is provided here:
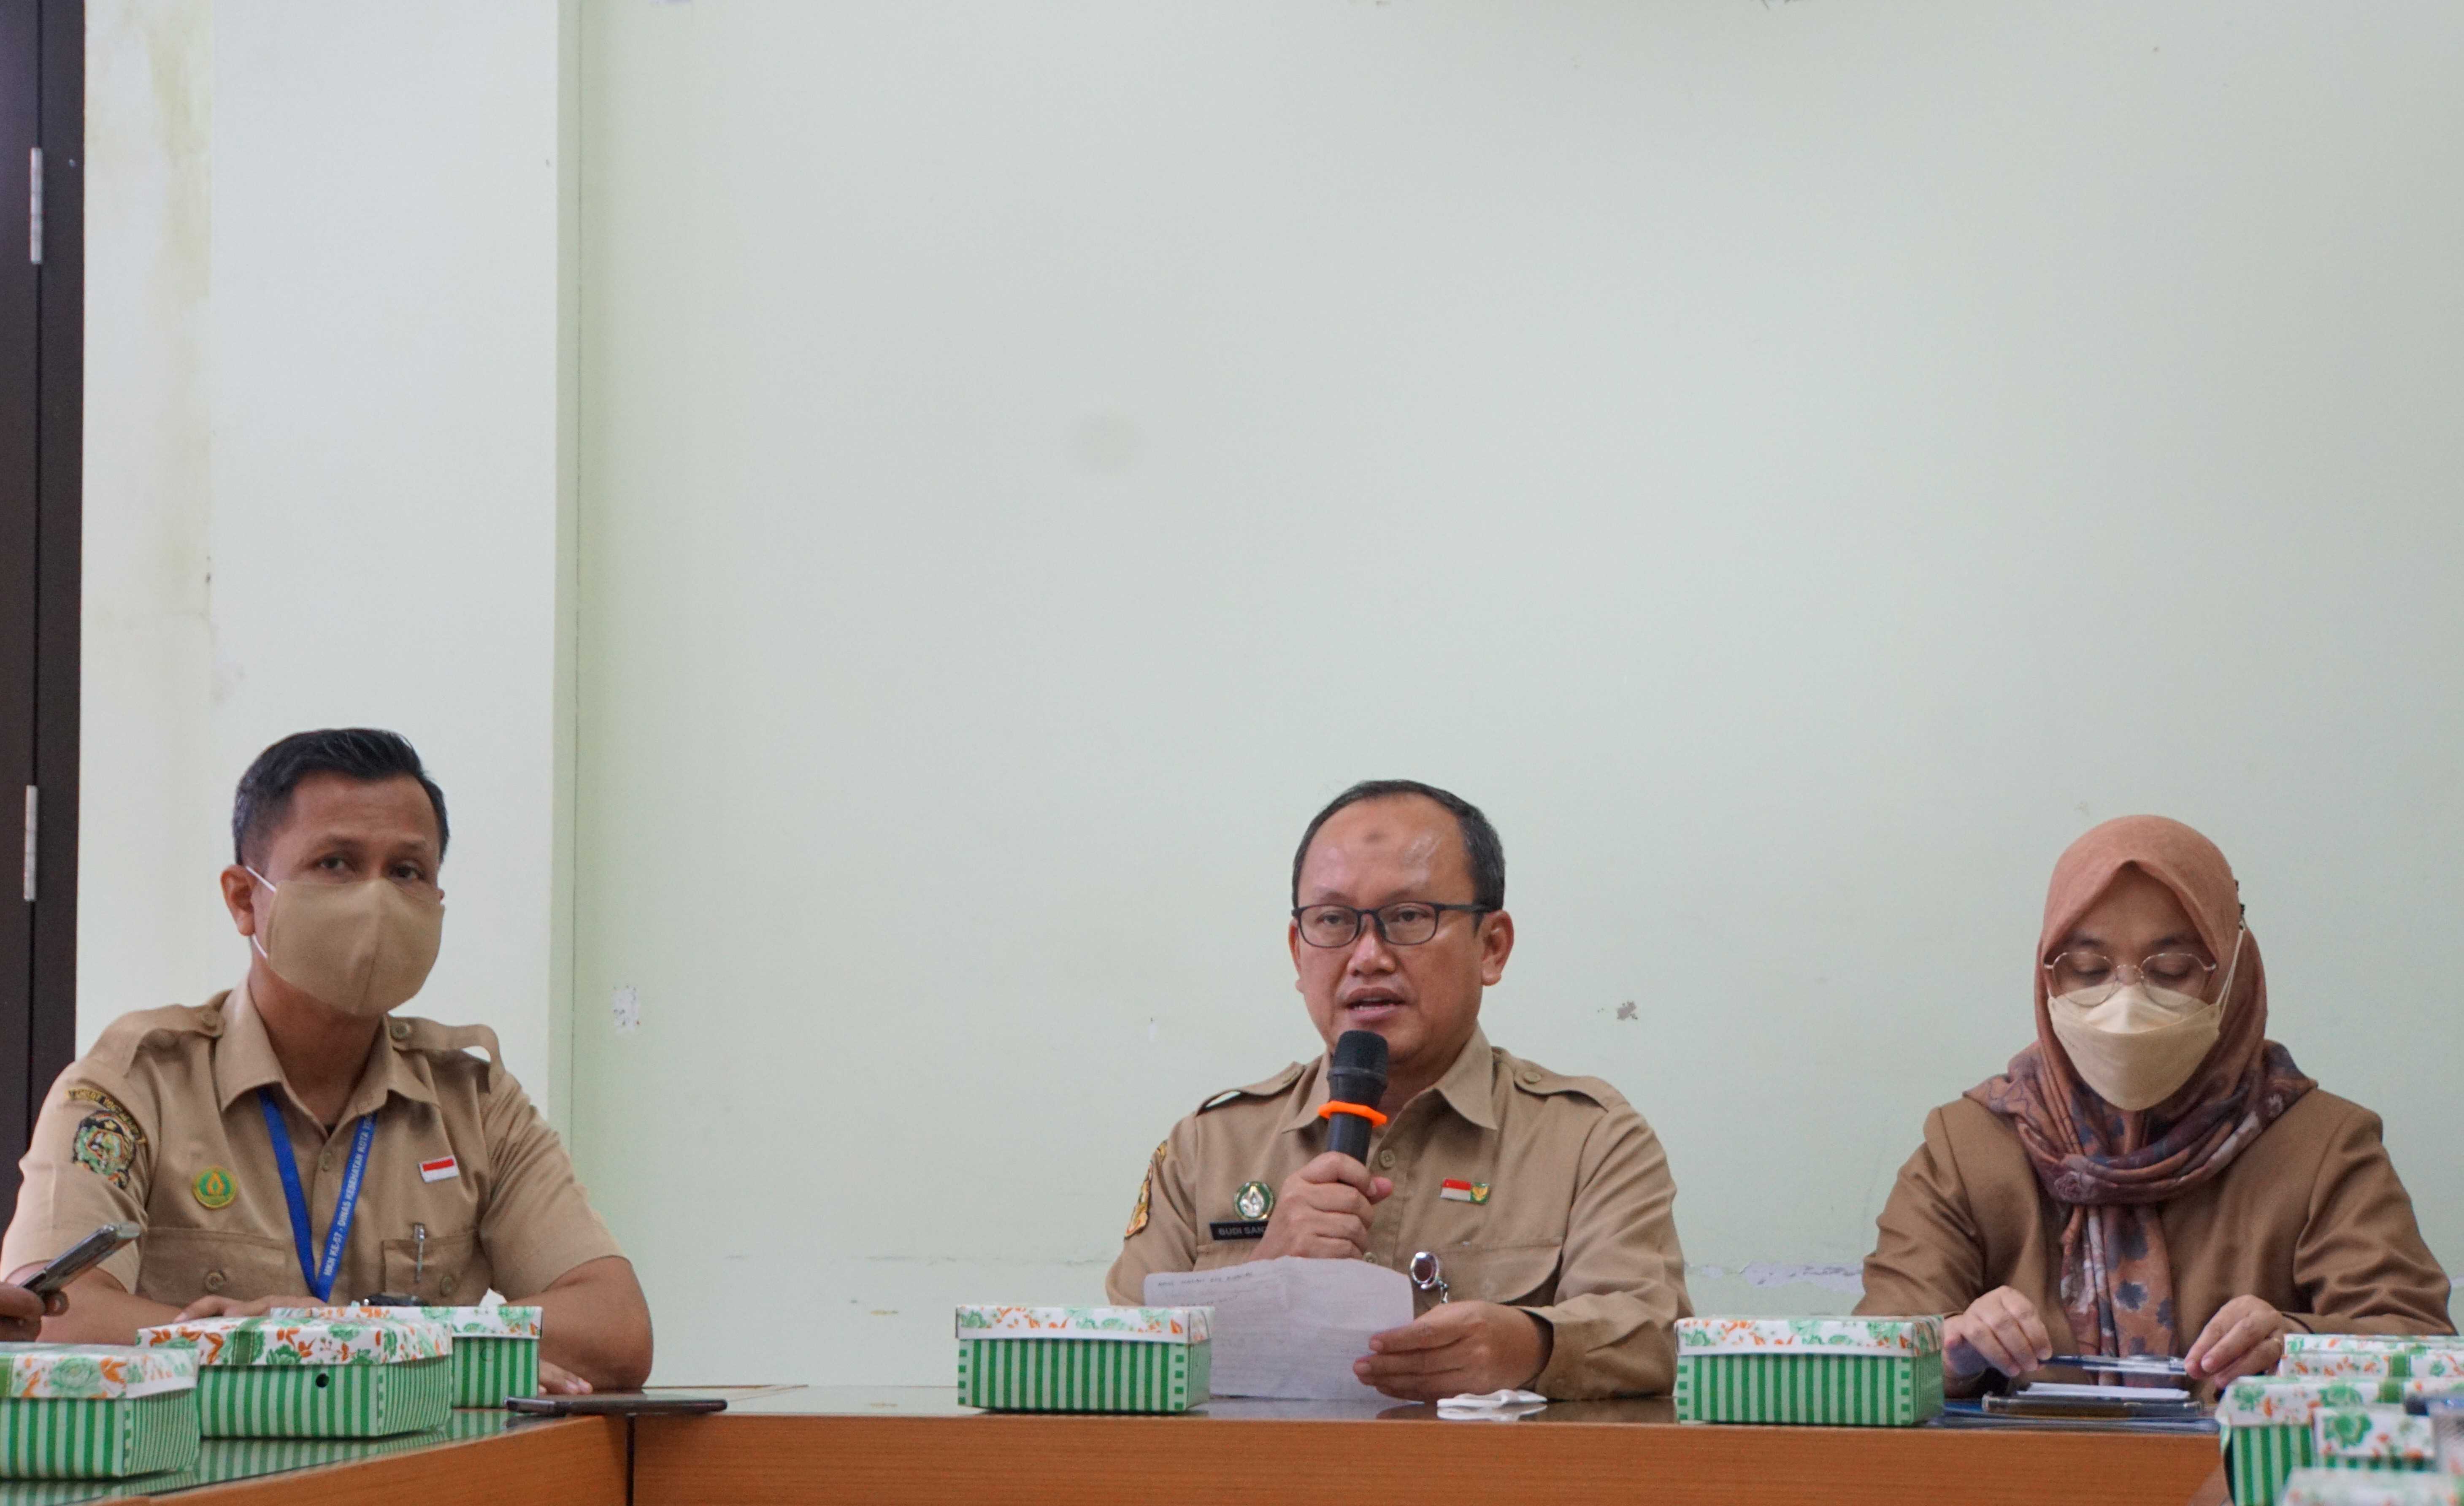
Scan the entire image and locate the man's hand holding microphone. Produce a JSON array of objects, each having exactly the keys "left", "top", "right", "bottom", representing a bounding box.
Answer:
[{"left": 1260, "top": 1030, "right": 1553, "bottom": 1402}]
